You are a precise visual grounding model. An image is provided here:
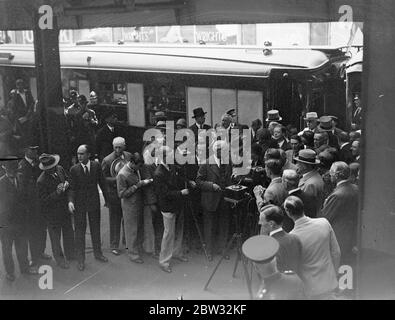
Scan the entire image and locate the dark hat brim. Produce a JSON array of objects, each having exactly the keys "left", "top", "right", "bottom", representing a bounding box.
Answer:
[
  {"left": 192, "top": 112, "right": 207, "bottom": 118},
  {"left": 293, "top": 156, "right": 320, "bottom": 165},
  {"left": 266, "top": 117, "right": 282, "bottom": 122}
]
